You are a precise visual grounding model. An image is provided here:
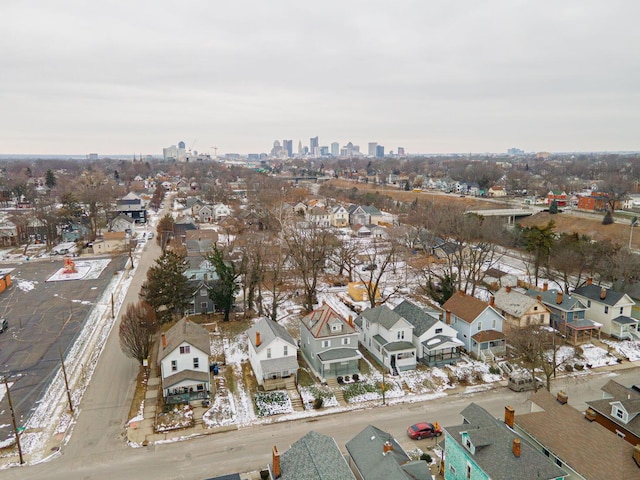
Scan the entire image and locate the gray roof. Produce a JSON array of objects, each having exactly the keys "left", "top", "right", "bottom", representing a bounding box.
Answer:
[
  {"left": 384, "top": 341, "right": 415, "bottom": 352},
  {"left": 444, "top": 403, "right": 567, "bottom": 480},
  {"left": 356, "top": 305, "right": 406, "bottom": 330},
  {"left": 260, "top": 356, "right": 299, "bottom": 375},
  {"left": 318, "top": 348, "right": 360, "bottom": 362},
  {"left": 421, "top": 334, "right": 463, "bottom": 351},
  {"left": 162, "top": 369, "right": 210, "bottom": 390},
  {"left": 346, "top": 425, "right": 430, "bottom": 480},
  {"left": 572, "top": 284, "right": 632, "bottom": 307},
  {"left": 526, "top": 288, "right": 586, "bottom": 312},
  {"left": 612, "top": 315, "right": 639, "bottom": 325},
  {"left": 586, "top": 380, "right": 640, "bottom": 437},
  {"left": 279, "top": 430, "right": 355, "bottom": 480},
  {"left": 247, "top": 317, "right": 297, "bottom": 354},
  {"left": 493, "top": 287, "right": 546, "bottom": 318},
  {"left": 393, "top": 300, "right": 440, "bottom": 336},
  {"left": 159, "top": 318, "right": 211, "bottom": 361}
]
